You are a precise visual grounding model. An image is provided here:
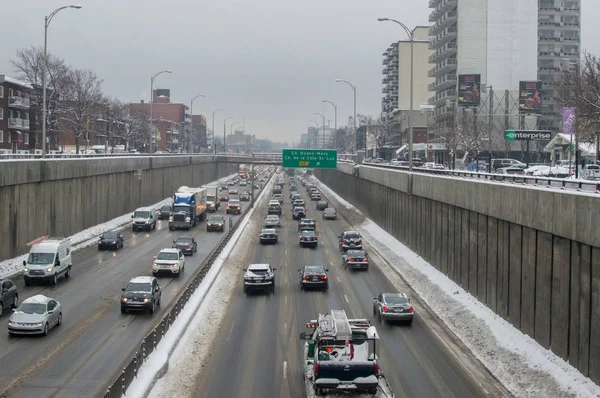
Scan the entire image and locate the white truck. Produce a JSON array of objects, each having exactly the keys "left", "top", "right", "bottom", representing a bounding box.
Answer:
[
  {"left": 23, "top": 237, "right": 73, "bottom": 286},
  {"left": 169, "top": 186, "right": 208, "bottom": 230},
  {"left": 203, "top": 184, "right": 220, "bottom": 212}
]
